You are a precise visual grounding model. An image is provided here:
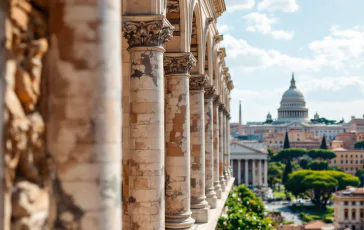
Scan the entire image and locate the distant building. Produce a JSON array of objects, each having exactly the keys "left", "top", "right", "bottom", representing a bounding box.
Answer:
[
  {"left": 333, "top": 187, "right": 364, "bottom": 230},
  {"left": 329, "top": 148, "right": 364, "bottom": 175},
  {"left": 230, "top": 142, "right": 268, "bottom": 187},
  {"left": 350, "top": 116, "right": 364, "bottom": 132}
]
